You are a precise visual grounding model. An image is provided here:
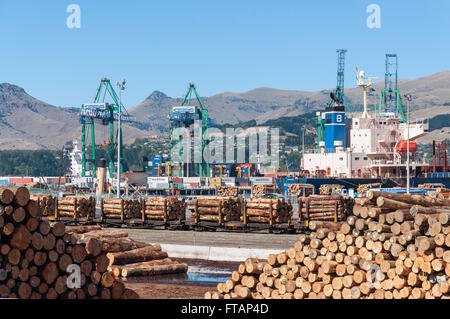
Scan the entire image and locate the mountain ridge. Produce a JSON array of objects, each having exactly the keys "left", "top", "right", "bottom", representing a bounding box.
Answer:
[{"left": 0, "top": 71, "right": 449, "bottom": 150}]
